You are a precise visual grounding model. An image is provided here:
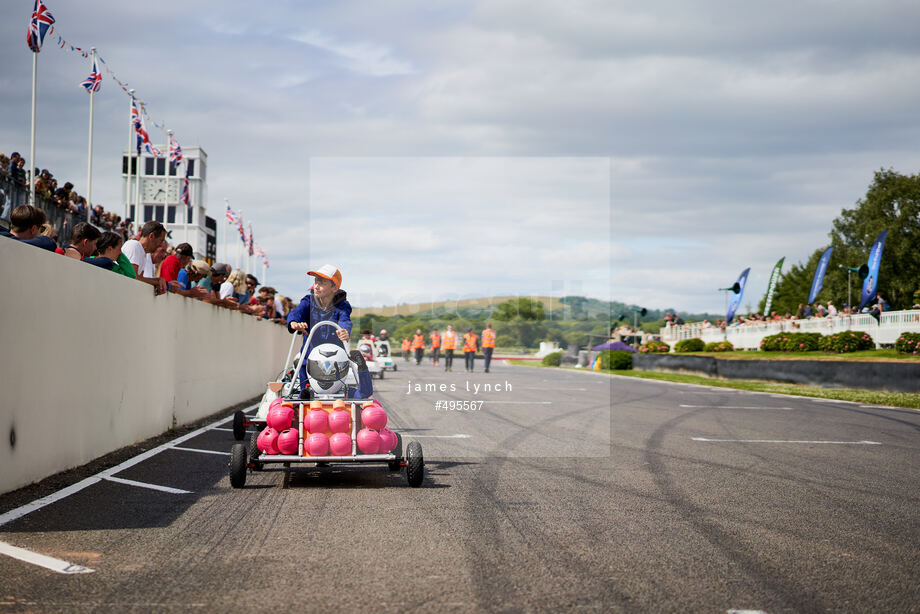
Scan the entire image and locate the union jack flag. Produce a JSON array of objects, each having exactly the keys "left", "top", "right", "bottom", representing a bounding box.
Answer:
[
  {"left": 248, "top": 225, "right": 254, "bottom": 256},
  {"left": 181, "top": 163, "right": 191, "bottom": 206},
  {"left": 169, "top": 134, "right": 183, "bottom": 167},
  {"left": 27, "top": 0, "right": 55, "bottom": 53},
  {"left": 225, "top": 204, "right": 236, "bottom": 224},
  {"left": 80, "top": 57, "right": 102, "bottom": 93},
  {"left": 237, "top": 215, "right": 246, "bottom": 243},
  {"left": 131, "top": 98, "right": 161, "bottom": 157}
]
